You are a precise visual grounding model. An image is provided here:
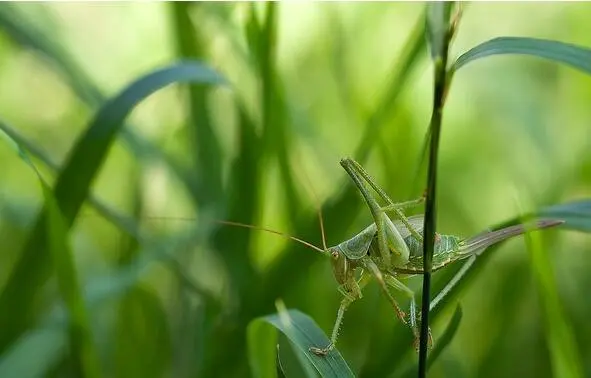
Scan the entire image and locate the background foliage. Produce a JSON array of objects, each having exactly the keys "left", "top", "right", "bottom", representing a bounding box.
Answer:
[{"left": 0, "top": 2, "right": 590, "bottom": 377}]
